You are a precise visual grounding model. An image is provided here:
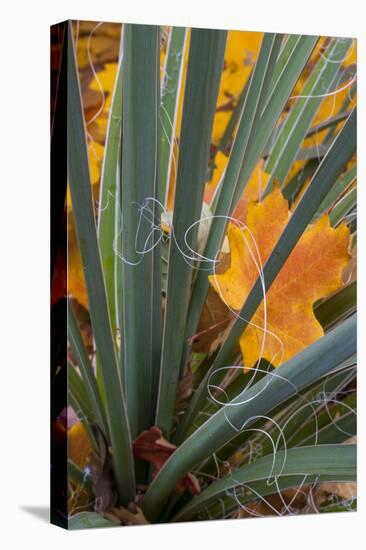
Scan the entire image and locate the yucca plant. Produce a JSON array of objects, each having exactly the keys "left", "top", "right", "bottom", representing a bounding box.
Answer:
[{"left": 62, "top": 21, "right": 357, "bottom": 528}]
